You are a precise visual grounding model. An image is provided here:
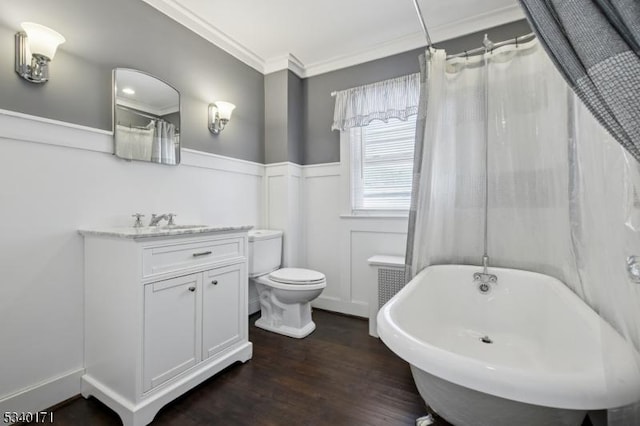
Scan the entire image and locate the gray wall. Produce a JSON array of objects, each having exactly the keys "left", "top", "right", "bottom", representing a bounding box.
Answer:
[
  {"left": 302, "top": 19, "right": 532, "bottom": 165},
  {"left": 0, "top": 0, "right": 531, "bottom": 166},
  {"left": 0, "top": 0, "right": 265, "bottom": 163},
  {"left": 264, "top": 70, "right": 304, "bottom": 164},
  {"left": 264, "top": 71, "right": 288, "bottom": 164},
  {"left": 287, "top": 71, "right": 304, "bottom": 165}
]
